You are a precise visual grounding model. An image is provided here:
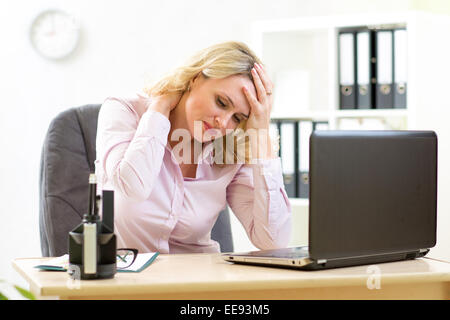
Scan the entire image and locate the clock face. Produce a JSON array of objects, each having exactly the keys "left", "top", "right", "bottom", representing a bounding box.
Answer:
[{"left": 30, "top": 9, "right": 80, "bottom": 60}]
